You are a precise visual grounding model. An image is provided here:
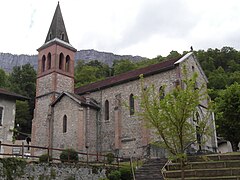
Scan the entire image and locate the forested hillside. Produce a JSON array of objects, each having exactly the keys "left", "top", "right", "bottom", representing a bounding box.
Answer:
[{"left": 1, "top": 46, "right": 240, "bottom": 146}]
